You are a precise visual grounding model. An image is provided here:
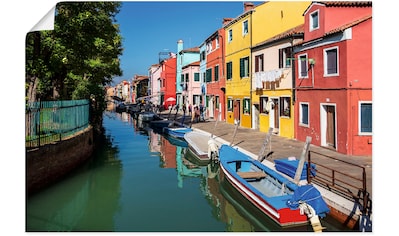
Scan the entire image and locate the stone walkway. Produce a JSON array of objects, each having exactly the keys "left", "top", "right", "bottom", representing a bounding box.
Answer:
[{"left": 160, "top": 110, "right": 372, "bottom": 198}]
